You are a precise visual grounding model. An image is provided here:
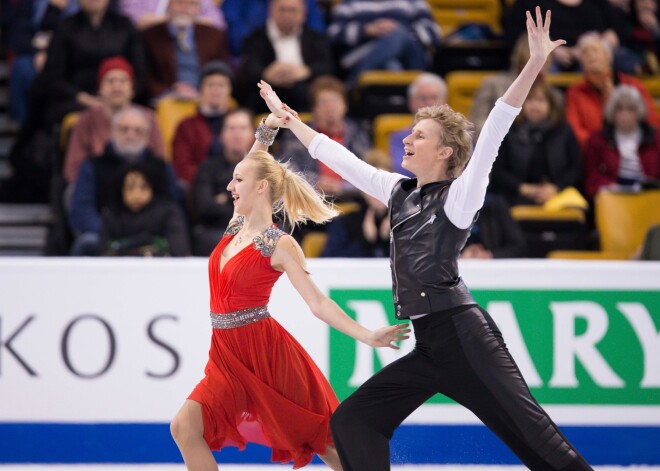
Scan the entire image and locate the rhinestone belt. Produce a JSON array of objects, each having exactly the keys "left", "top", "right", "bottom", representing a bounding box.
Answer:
[{"left": 210, "top": 305, "right": 270, "bottom": 329}]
